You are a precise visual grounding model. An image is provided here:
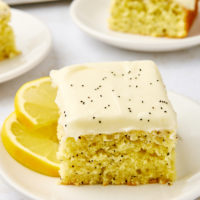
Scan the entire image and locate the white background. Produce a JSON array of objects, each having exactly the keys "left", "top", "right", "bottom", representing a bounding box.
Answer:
[{"left": 0, "top": 1, "right": 200, "bottom": 199}]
